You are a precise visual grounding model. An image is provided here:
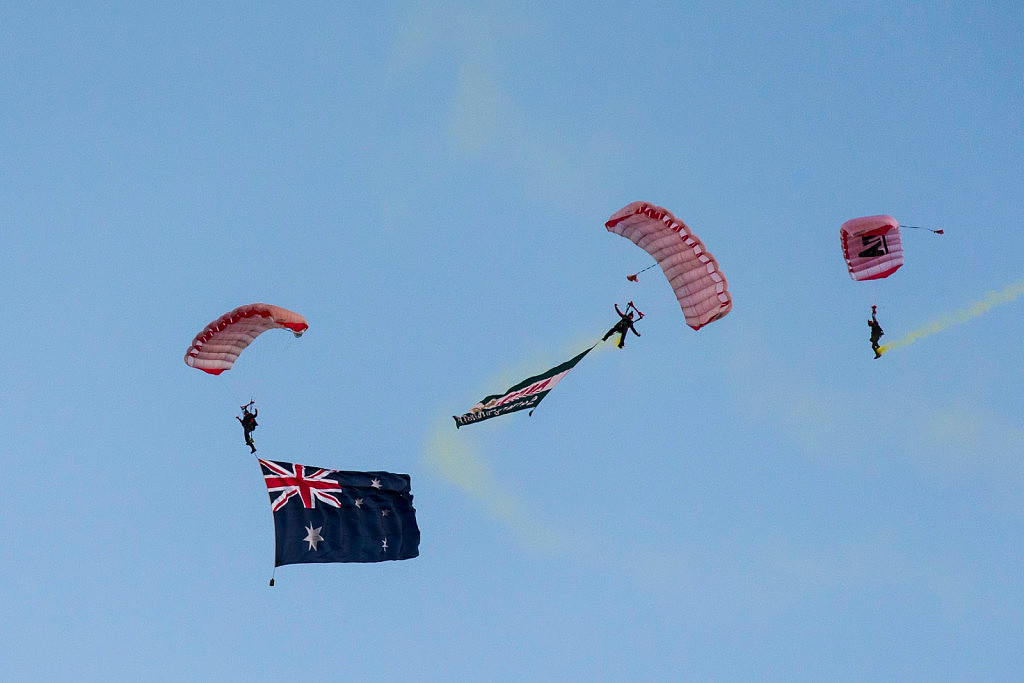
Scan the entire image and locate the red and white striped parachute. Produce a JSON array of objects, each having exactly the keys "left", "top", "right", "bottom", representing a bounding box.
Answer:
[
  {"left": 840, "top": 215, "right": 903, "bottom": 281},
  {"left": 185, "top": 303, "right": 308, "bottom": 375},
  {"left": 605, "top": 201, "right": 731, "bottom": 330}
]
